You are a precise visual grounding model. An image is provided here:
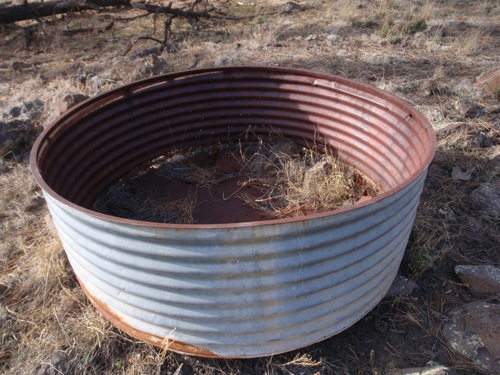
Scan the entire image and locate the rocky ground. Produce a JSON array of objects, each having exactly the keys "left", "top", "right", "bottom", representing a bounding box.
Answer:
[{"left": 0, "top": 0, "right": 499, "bottom": 374}]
